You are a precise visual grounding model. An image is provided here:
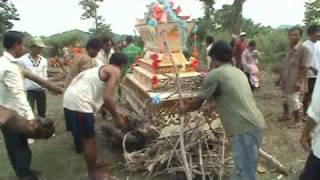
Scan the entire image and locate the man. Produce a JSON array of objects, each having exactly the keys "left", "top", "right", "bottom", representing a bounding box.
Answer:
[
  {"left": 63, "top": 53, "right": 127, "bottom": 180},
  {"left": 278, "top": 27, "right": 311, "bottom": 128},
  {"left": 233, "top": 32, "right": 247, "bottom": 69},
  {"left": 122, "top": 36, "right": 142, "bottom": 73},
  {"left": 300, "top": 69, "right": 320, "bottom": 180},
  {"left": 0, "top": 31, "right": 39, "bottom": 180},
  {"left": 303, "top": 25, "right": 320, "bottom": 119},
  {"left": 95, "top": 36, "right": 115, "bottom": 64},
  {"left": 205, "top": 35, "right": 214, "bottom": 70},
  {"left": 65, "top": 38, "right": 104, "bottom": 85},
  {"left": 180, "top": 41, "right": 266, "bottom": 180},
  {"left": 18, "top": 38, "right": 48, "bottom": 119},
  {"left": 242, "top": 40, "right": 260, "bottom": 91}
]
